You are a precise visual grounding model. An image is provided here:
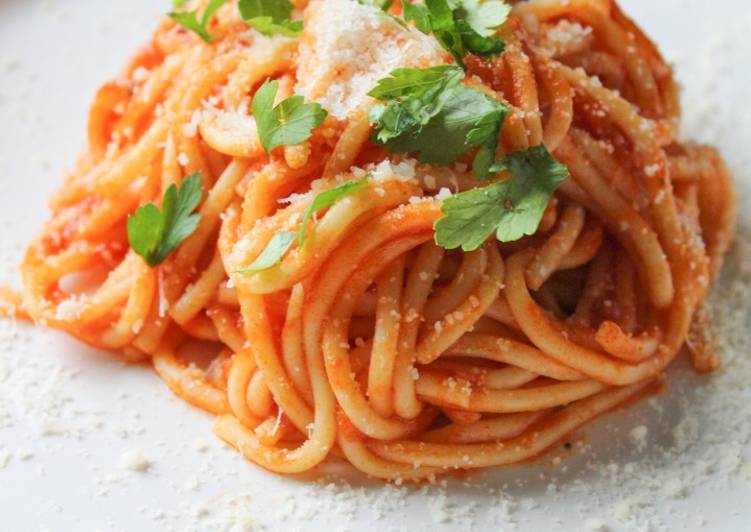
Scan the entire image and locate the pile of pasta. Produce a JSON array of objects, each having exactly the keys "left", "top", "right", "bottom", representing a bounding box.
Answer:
[{"left": 18, "top": 0, "right": 736, "bottom": 480}]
